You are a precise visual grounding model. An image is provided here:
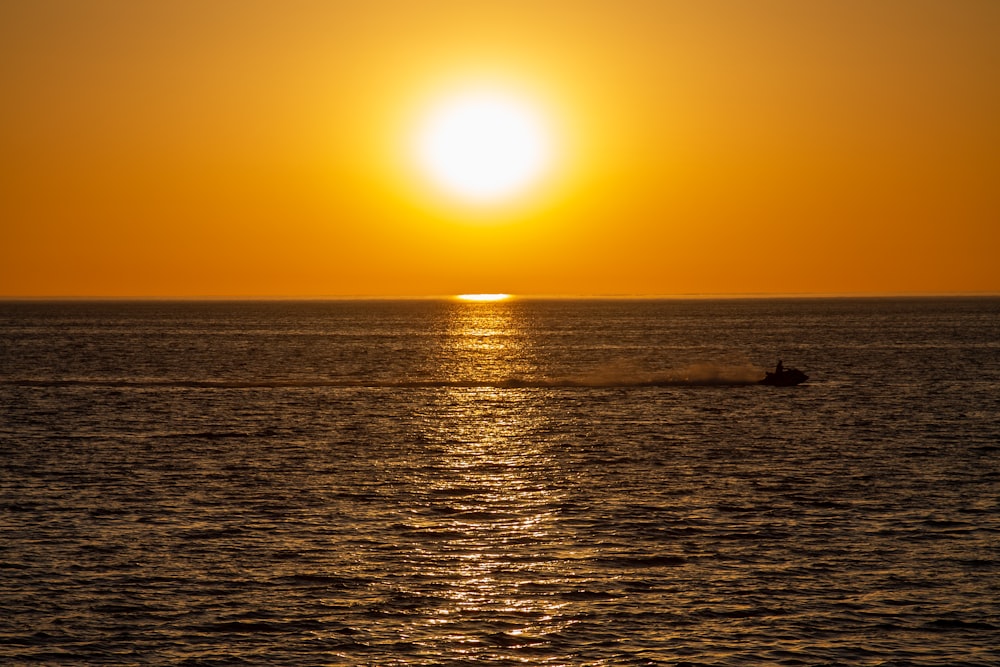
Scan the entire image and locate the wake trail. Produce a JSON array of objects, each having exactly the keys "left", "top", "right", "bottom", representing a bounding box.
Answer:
[{"left": 2, "top": 364, "right": 767, "bottom": 390}]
